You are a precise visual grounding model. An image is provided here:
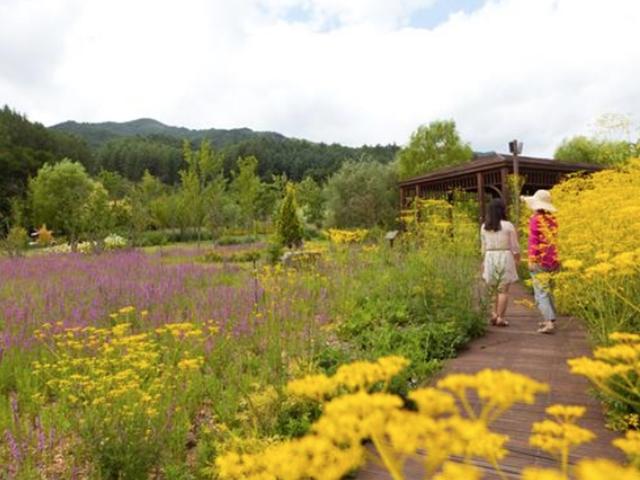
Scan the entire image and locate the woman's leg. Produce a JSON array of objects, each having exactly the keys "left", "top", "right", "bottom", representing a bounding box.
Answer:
[
  {"left": 530, "top": 269, "right": 556, "bottom": 333},
  {"left": 496, "top": 284, "right": 510, "bottom": 326}
]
